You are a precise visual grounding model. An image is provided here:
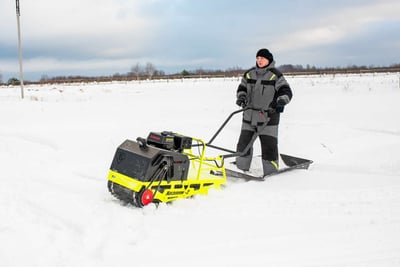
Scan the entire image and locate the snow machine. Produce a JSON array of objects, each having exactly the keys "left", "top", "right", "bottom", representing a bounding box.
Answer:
[
  {"left": 107, "top": 107, "right": 312, "bottom": 207},
  {"left": 107, "top": 131, "right": 226, "bottom": 207}
]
